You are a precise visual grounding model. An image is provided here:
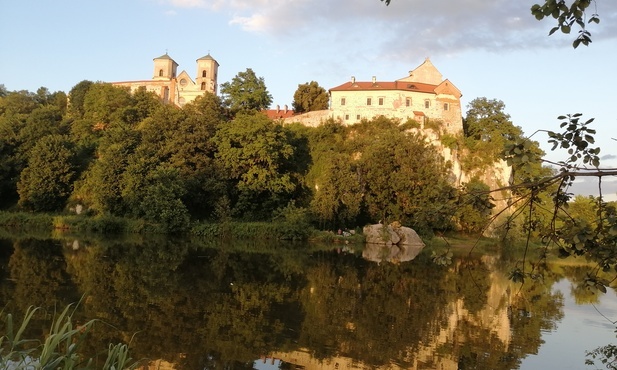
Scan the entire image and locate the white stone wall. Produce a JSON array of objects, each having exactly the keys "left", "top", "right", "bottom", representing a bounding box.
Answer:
[{"left": 286, "top": 89, "right": 463, "bottom": 134}]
